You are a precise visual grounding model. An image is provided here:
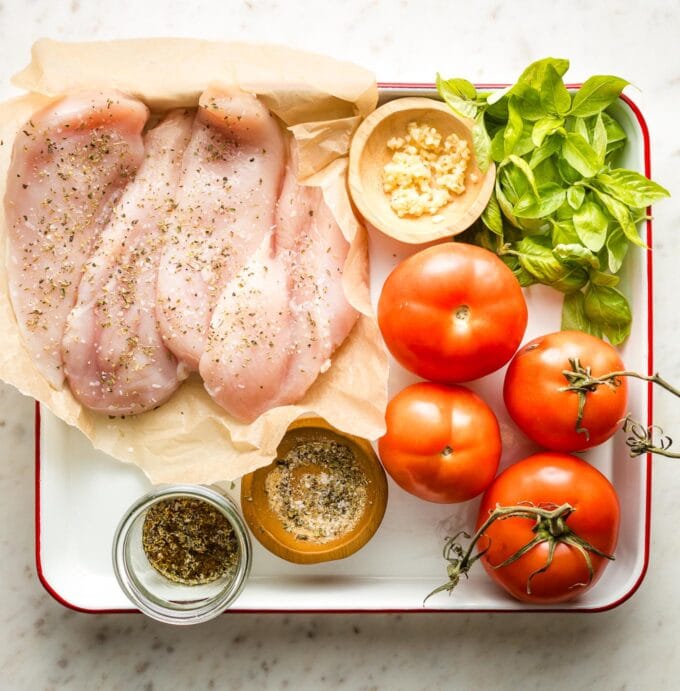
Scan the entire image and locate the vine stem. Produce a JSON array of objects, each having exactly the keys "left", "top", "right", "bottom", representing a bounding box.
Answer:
[
  {"left": 424, "top": 502, "right": 614, "bottom": 604},
  {"left": 559, "top": 359, "right": 680, "bottom": 457},
  {"left": 643, "top": 447, "right": 680, "bottom": 459},
  {"left": 559, "top": 358, "right": 680, "bottom": 400},
  {"left": 582, "top": 369, "right": 680, "bottom": 399},
  {"left": 622, "top": 415, "right": 680, "bottom": 459}
]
